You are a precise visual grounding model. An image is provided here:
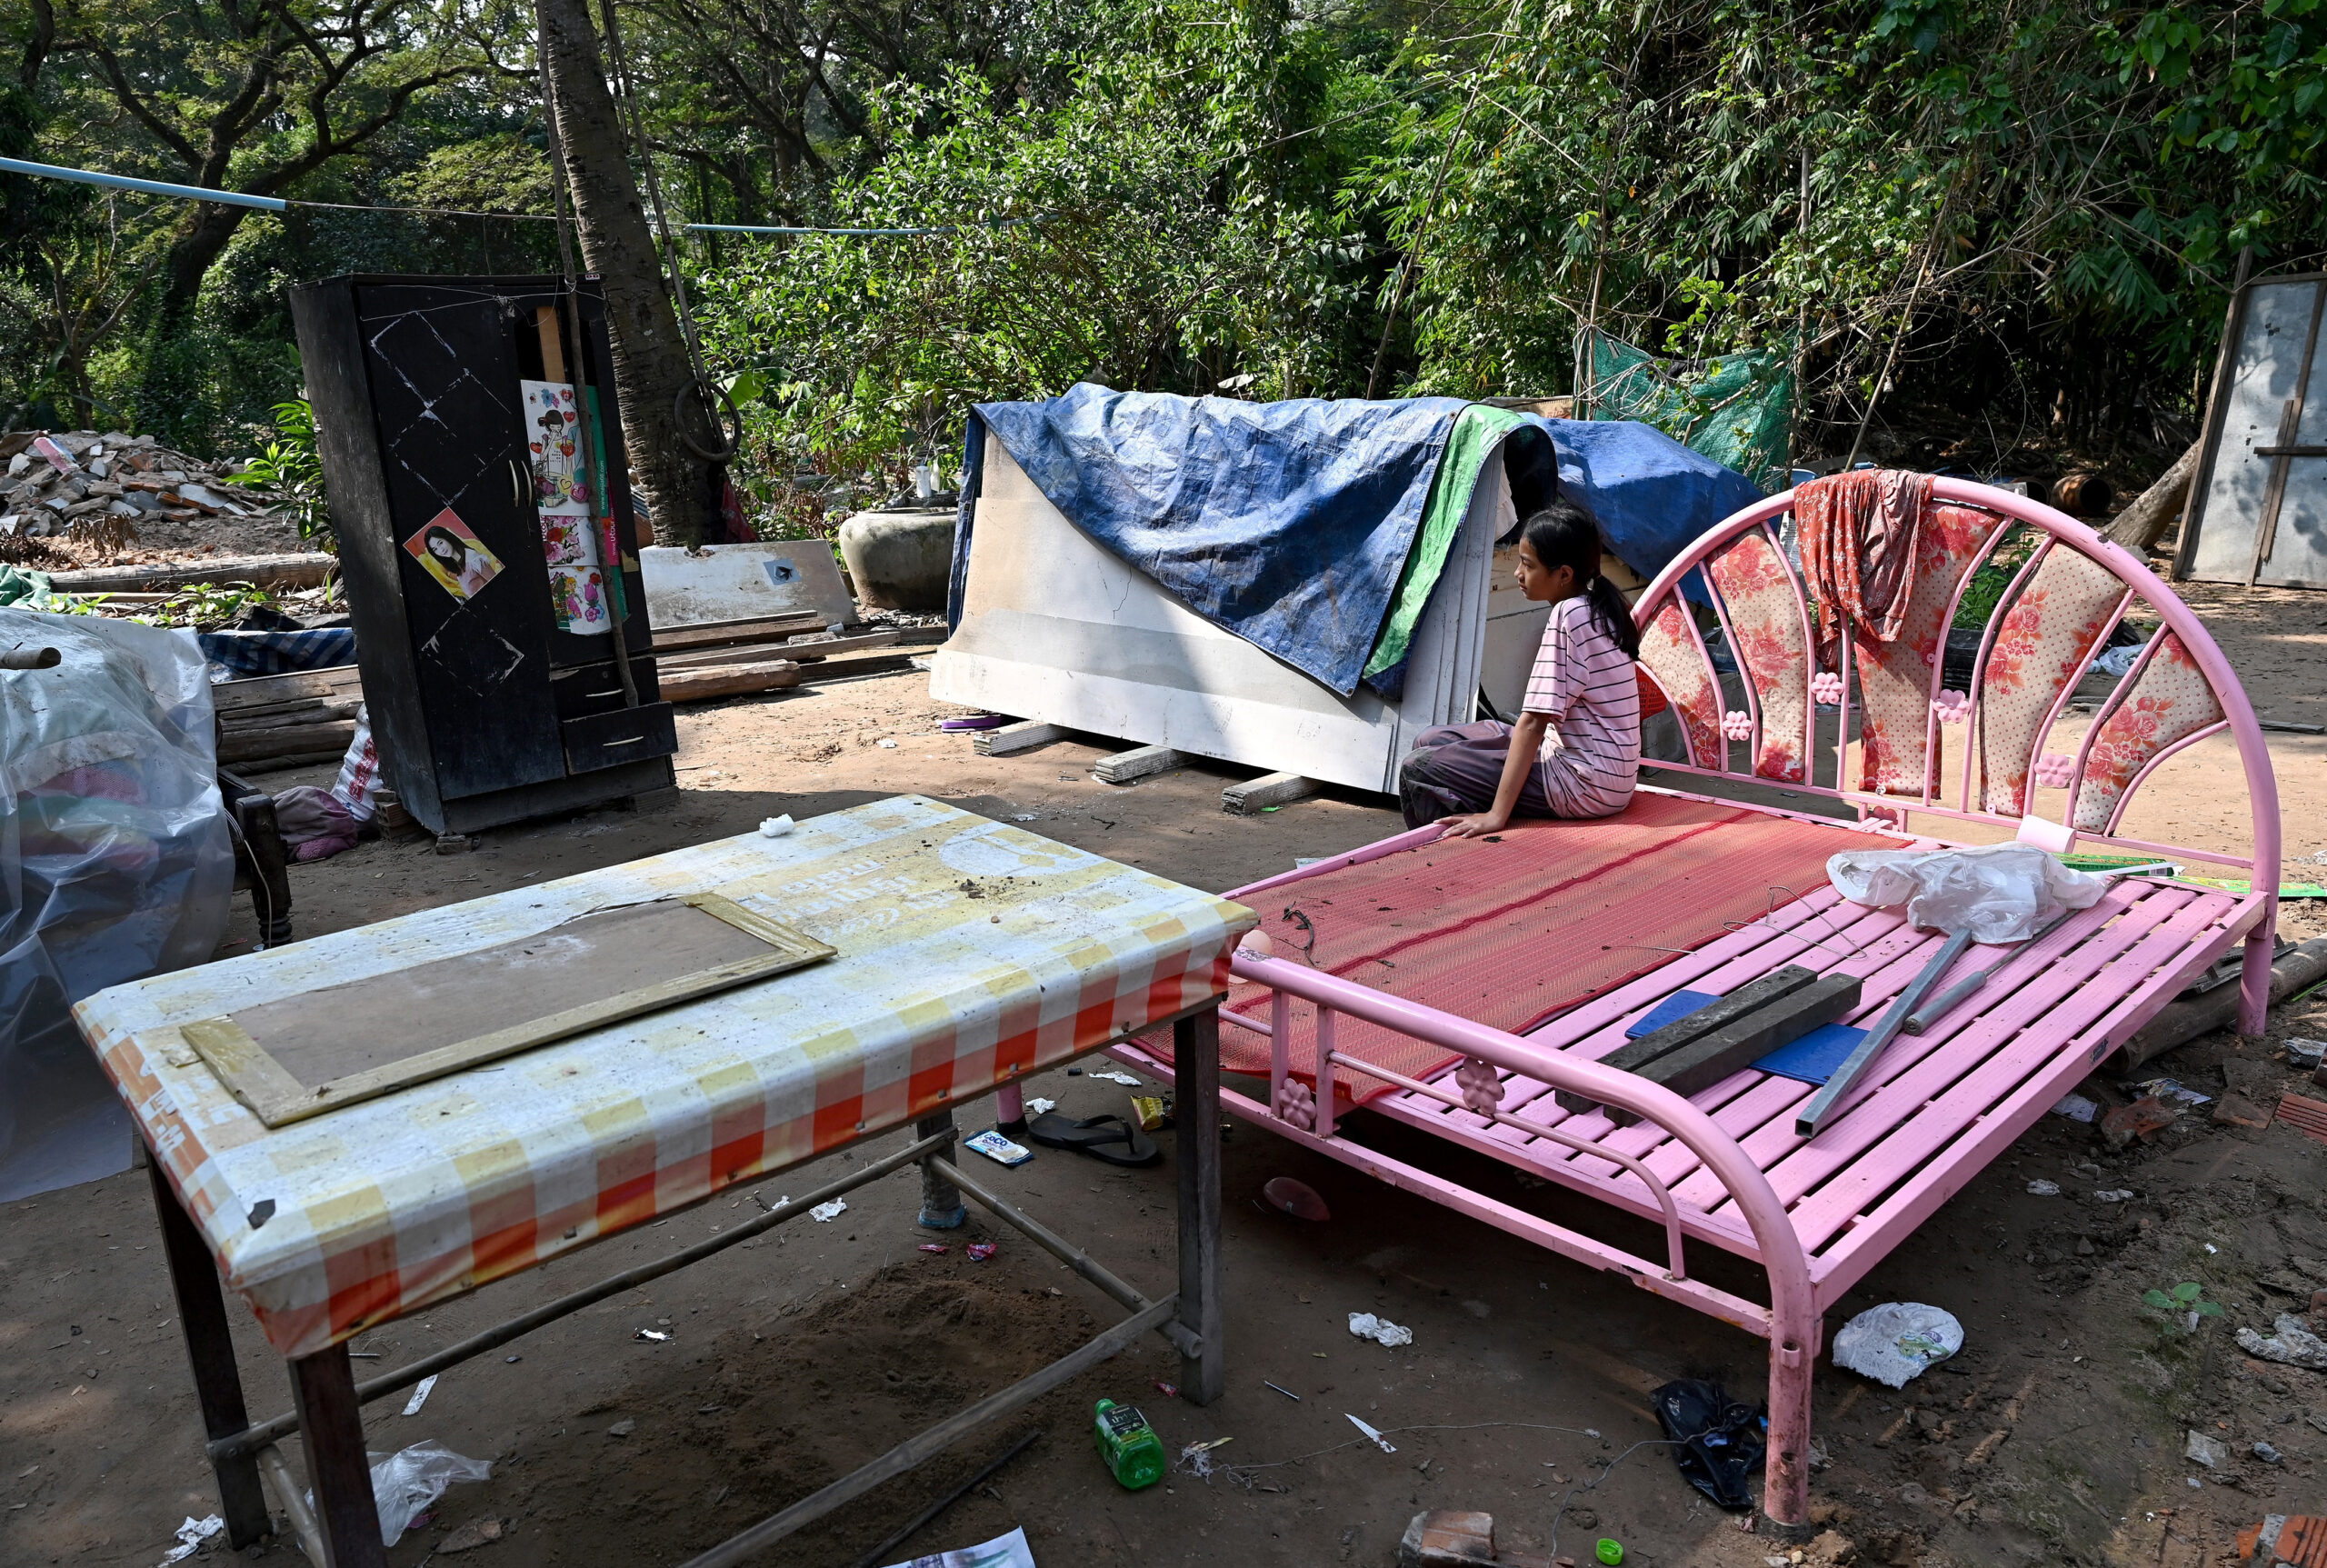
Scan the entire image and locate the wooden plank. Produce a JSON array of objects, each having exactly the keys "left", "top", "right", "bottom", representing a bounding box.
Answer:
[
  {"left": 211, "top": 664, "right": 364, "bottom": 714},
  {"left": 1221, "top": 772, "right": 1322, "bottom": 815},
  {"left": 656, "top": 659, "right": 802, "bottom": 703},
  {"left": 219, "top": 699, "right": 362, "bottom": 731},
  {"left": 182, "top": 896, "right": 834, "bottom": 1126},
  {"left": 974, "top": 720, "right": 1066, "bottom": 756},
  {"left": 643, "top": 611, "right": 825, "bottom": 655},
  {"left": 1554, "top": 966, "right": 1821, "bottom": 1114},
  {"left": 1094, "top": 744, "right": 1189, "bottom": 784},
  {"left": 218, "top": 719, "right": 356, "bottom": 765},
  {"left": 1607, "top": 973, "right": 1863, "bottom": 1126},
  {"left": 48, "top": 552, "right": 337, "bottom": 594}
]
